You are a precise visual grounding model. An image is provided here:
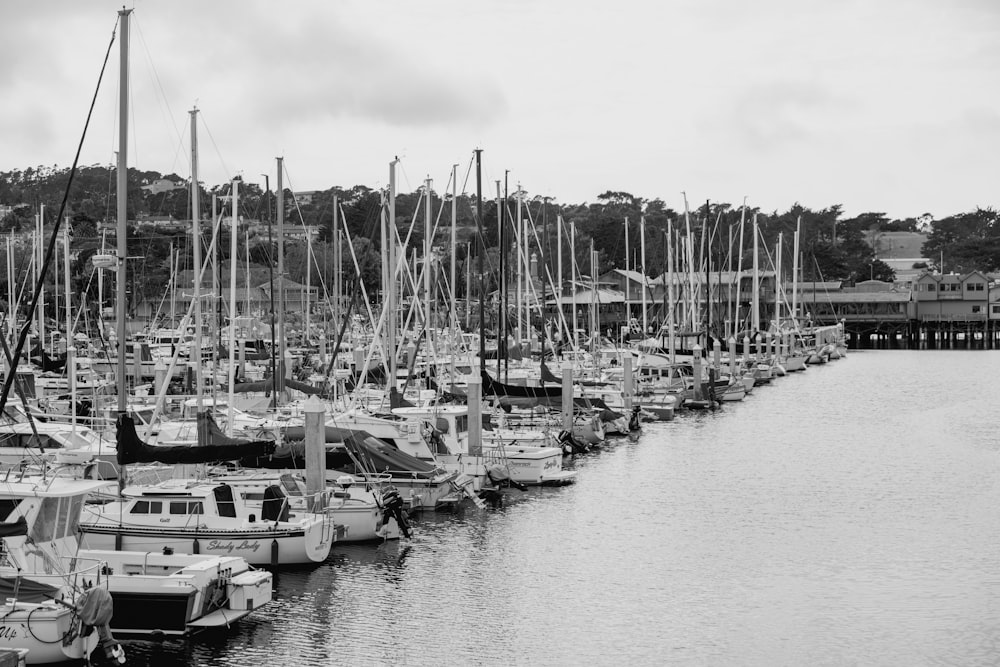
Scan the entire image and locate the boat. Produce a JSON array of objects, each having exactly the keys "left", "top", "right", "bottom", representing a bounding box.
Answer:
[
  {"left": 210, "top": 470, "right": 402, "bottom": 542},
  {"left": 391, "top": 405, "right": 577, "bottom": 486},
  {"left": 0, "top": 474, "right": 121, "bottom": 664},
  {"left": 77, "top": 414, "right": 337, "bottom": 567}
]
